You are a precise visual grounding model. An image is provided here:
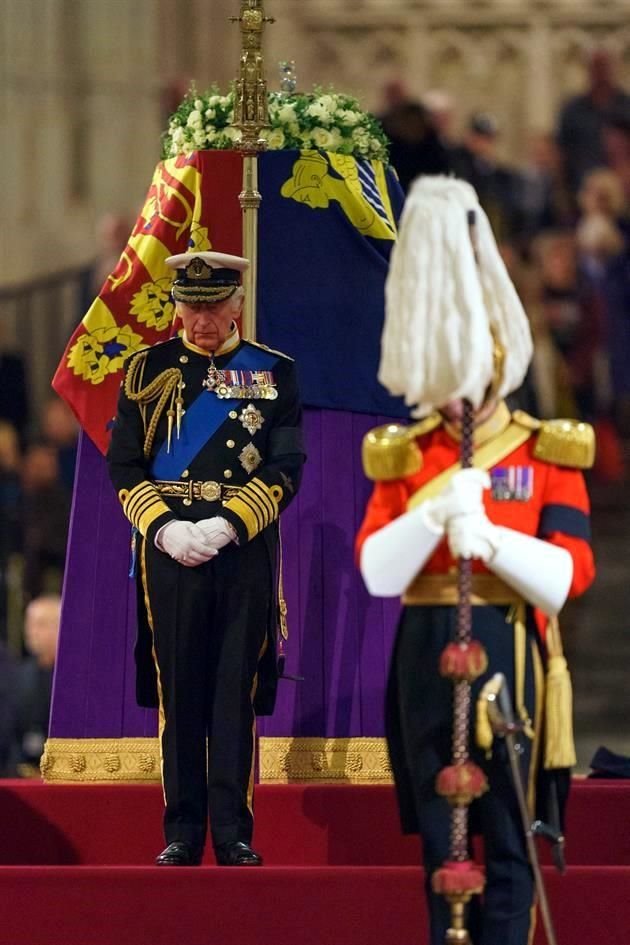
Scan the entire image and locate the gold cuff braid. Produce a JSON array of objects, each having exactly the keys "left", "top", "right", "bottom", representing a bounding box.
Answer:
[{"left": 121, "top": 481, "right": 172, "bottom": 536}]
